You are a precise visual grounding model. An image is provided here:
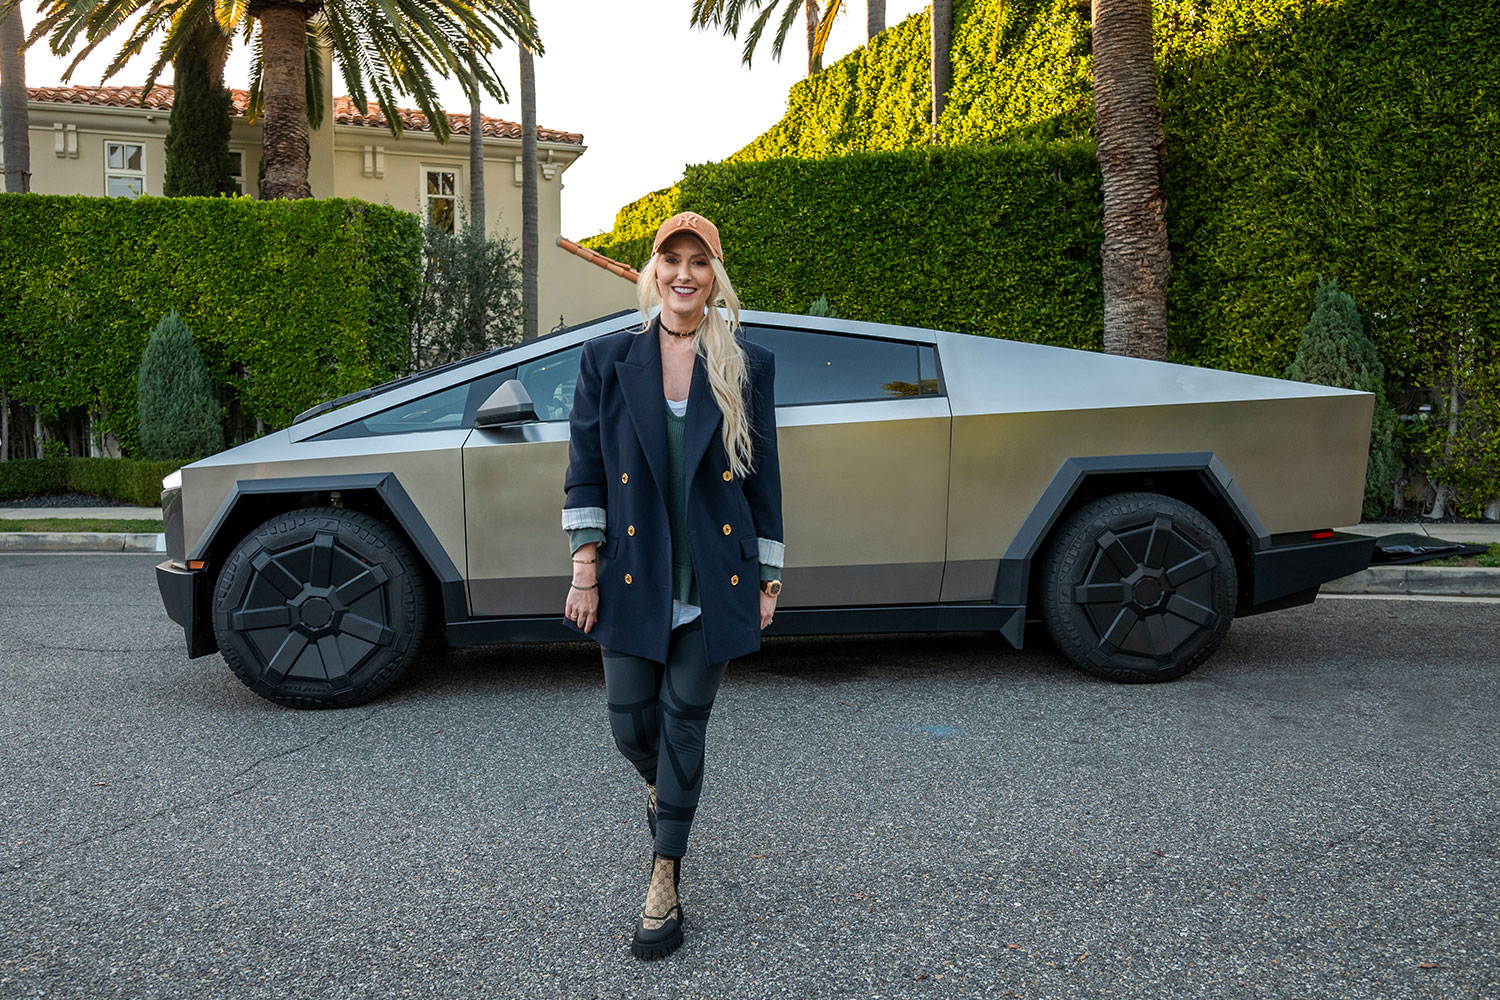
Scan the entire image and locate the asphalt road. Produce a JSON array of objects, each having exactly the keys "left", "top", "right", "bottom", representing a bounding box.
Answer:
[{"left": 1, "top": 553, "right": 1495, "bottom": 1000}]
